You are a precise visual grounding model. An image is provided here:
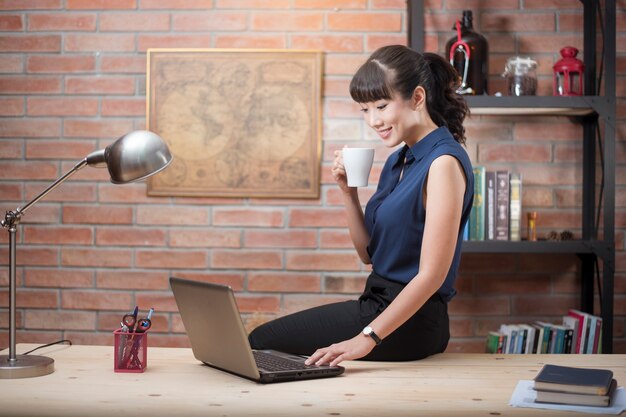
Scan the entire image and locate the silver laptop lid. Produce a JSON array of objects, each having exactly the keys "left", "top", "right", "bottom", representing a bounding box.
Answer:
[{"left": 170, "top": 277, "right": 260, "bottom": 381}]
